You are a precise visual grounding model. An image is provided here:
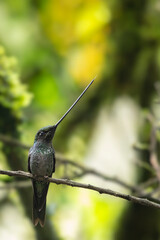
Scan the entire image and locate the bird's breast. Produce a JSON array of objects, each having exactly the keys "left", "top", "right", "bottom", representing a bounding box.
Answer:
[{"left": 30, "top": 147, "right": 54, "bottom": 177}]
